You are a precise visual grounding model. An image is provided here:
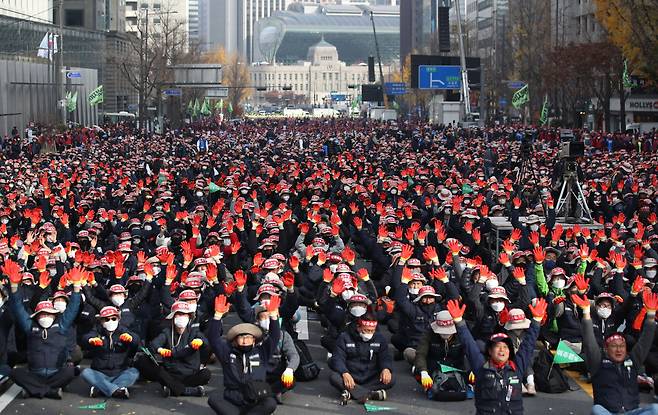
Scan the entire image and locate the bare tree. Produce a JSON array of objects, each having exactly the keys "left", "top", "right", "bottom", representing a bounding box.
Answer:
[{"left": 204, "top": 48, "right": 251, "bottom": 115}]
